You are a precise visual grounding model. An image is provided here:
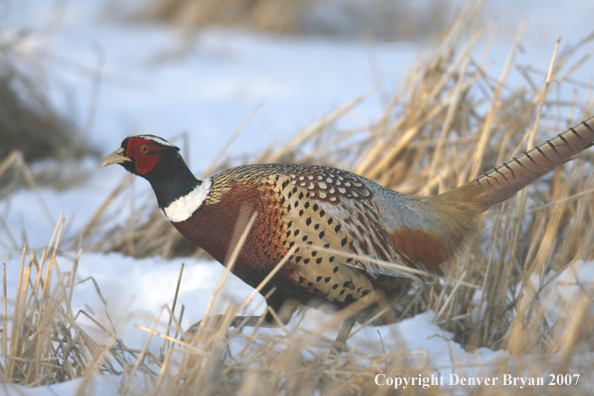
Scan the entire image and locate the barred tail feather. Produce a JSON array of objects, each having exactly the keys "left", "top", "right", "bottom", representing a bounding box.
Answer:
[{"left": 443, "top": 117, "right": 594, "bottom": 212}]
